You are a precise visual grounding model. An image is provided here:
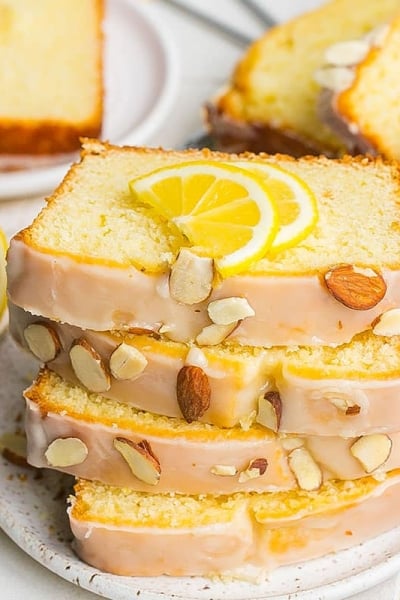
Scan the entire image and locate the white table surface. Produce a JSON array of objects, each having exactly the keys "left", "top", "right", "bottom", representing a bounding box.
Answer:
[{"left": 0, "top": 1, "right": 399, "bottom": 598}]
